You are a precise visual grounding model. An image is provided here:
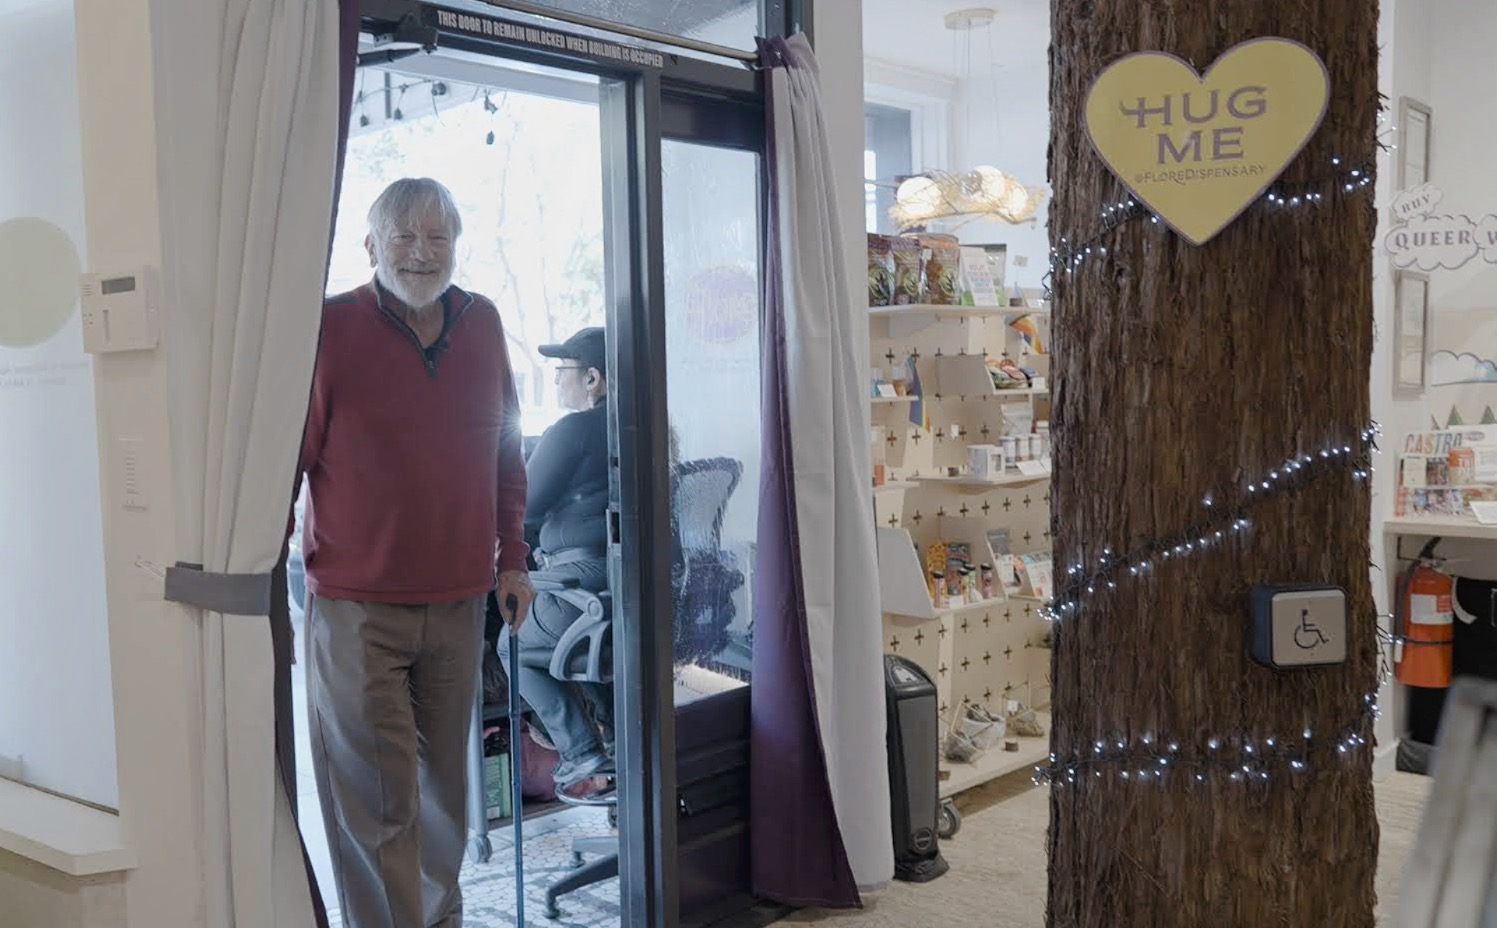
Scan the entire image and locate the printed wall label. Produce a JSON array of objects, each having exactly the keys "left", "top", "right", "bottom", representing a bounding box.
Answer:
[
  {"left": 1084, "top": 38, "right": 1330, "bottom": 245},
  {"left": 423, "top": 4, "right": 670, "bottom": 69}
]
